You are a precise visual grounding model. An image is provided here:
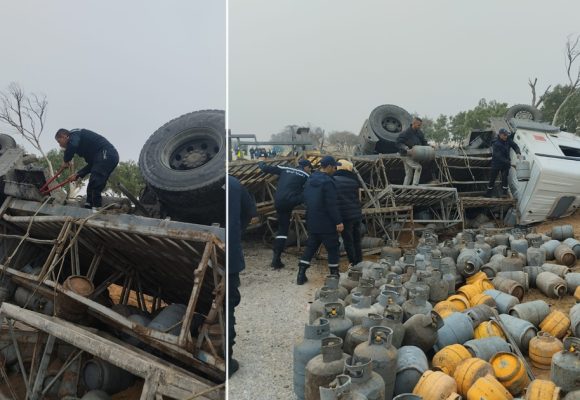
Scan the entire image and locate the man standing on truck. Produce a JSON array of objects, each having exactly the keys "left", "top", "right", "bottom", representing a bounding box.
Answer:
[
  {"left": 397, "top": 117, "right": 428, "bottom": 185},
  {"left": 55, "top": 128, "right": 119, "bottom": 209},
  {"left": 486, "top": 128, "right": 522, "bottom": 198},
  {"left": 259, "top": 158, "right": 312, "bottom": 269},
  {"left": 297, "top": 156, "right": 344, "bottom": 285}
]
